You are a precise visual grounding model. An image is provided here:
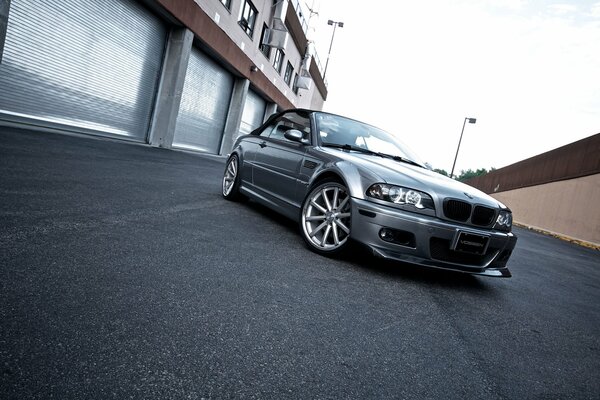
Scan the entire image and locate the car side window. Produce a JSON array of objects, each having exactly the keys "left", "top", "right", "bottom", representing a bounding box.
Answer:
[
  {"left": 262, "top": 112, "right": 312, "bottom": 144},
  {"left": 268, "top": 121, "right": 289, "bottom": 141}
]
